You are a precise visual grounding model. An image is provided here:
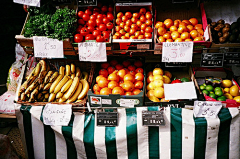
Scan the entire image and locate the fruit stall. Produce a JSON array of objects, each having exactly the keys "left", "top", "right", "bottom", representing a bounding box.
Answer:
[{"left": 1, "top": 0, "right": 240, "bottom": 158}]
